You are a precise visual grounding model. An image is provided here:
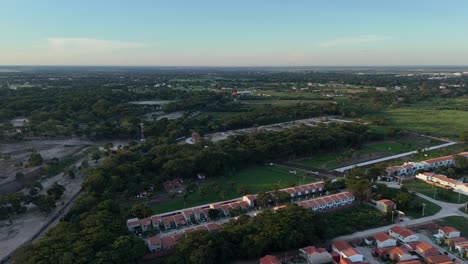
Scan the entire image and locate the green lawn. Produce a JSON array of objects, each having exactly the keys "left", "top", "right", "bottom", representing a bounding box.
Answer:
[
  {"left": 402, "top": 180, "right": 468, "bottom": 204},
  {"left": 380, "top": 108, "right": 468, "bottom": 139},
  {"left": 292, "top": 153, "right": 339, "bottom": 170},
  {"left": 149, "top": 165, "right": 317, "bottom": 214},
  {"left": 404, "top": 196, "right": 441, "bottom": 219},
  {"left": 292, "top": 138, "right": 437, "bottom": 170},
  {"left": 437, "top": 216, "right": 468, "bottom": 235}
]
